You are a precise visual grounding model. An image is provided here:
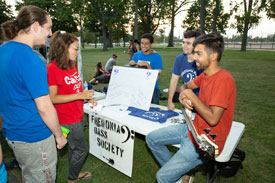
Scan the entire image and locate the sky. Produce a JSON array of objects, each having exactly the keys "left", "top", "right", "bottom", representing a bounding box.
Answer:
[
  {"left": 6, "top": 0, "right": 275, "bottom": 38},
  {"left": 172, "top": 0, "right": 275, "bottom": 38}
]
